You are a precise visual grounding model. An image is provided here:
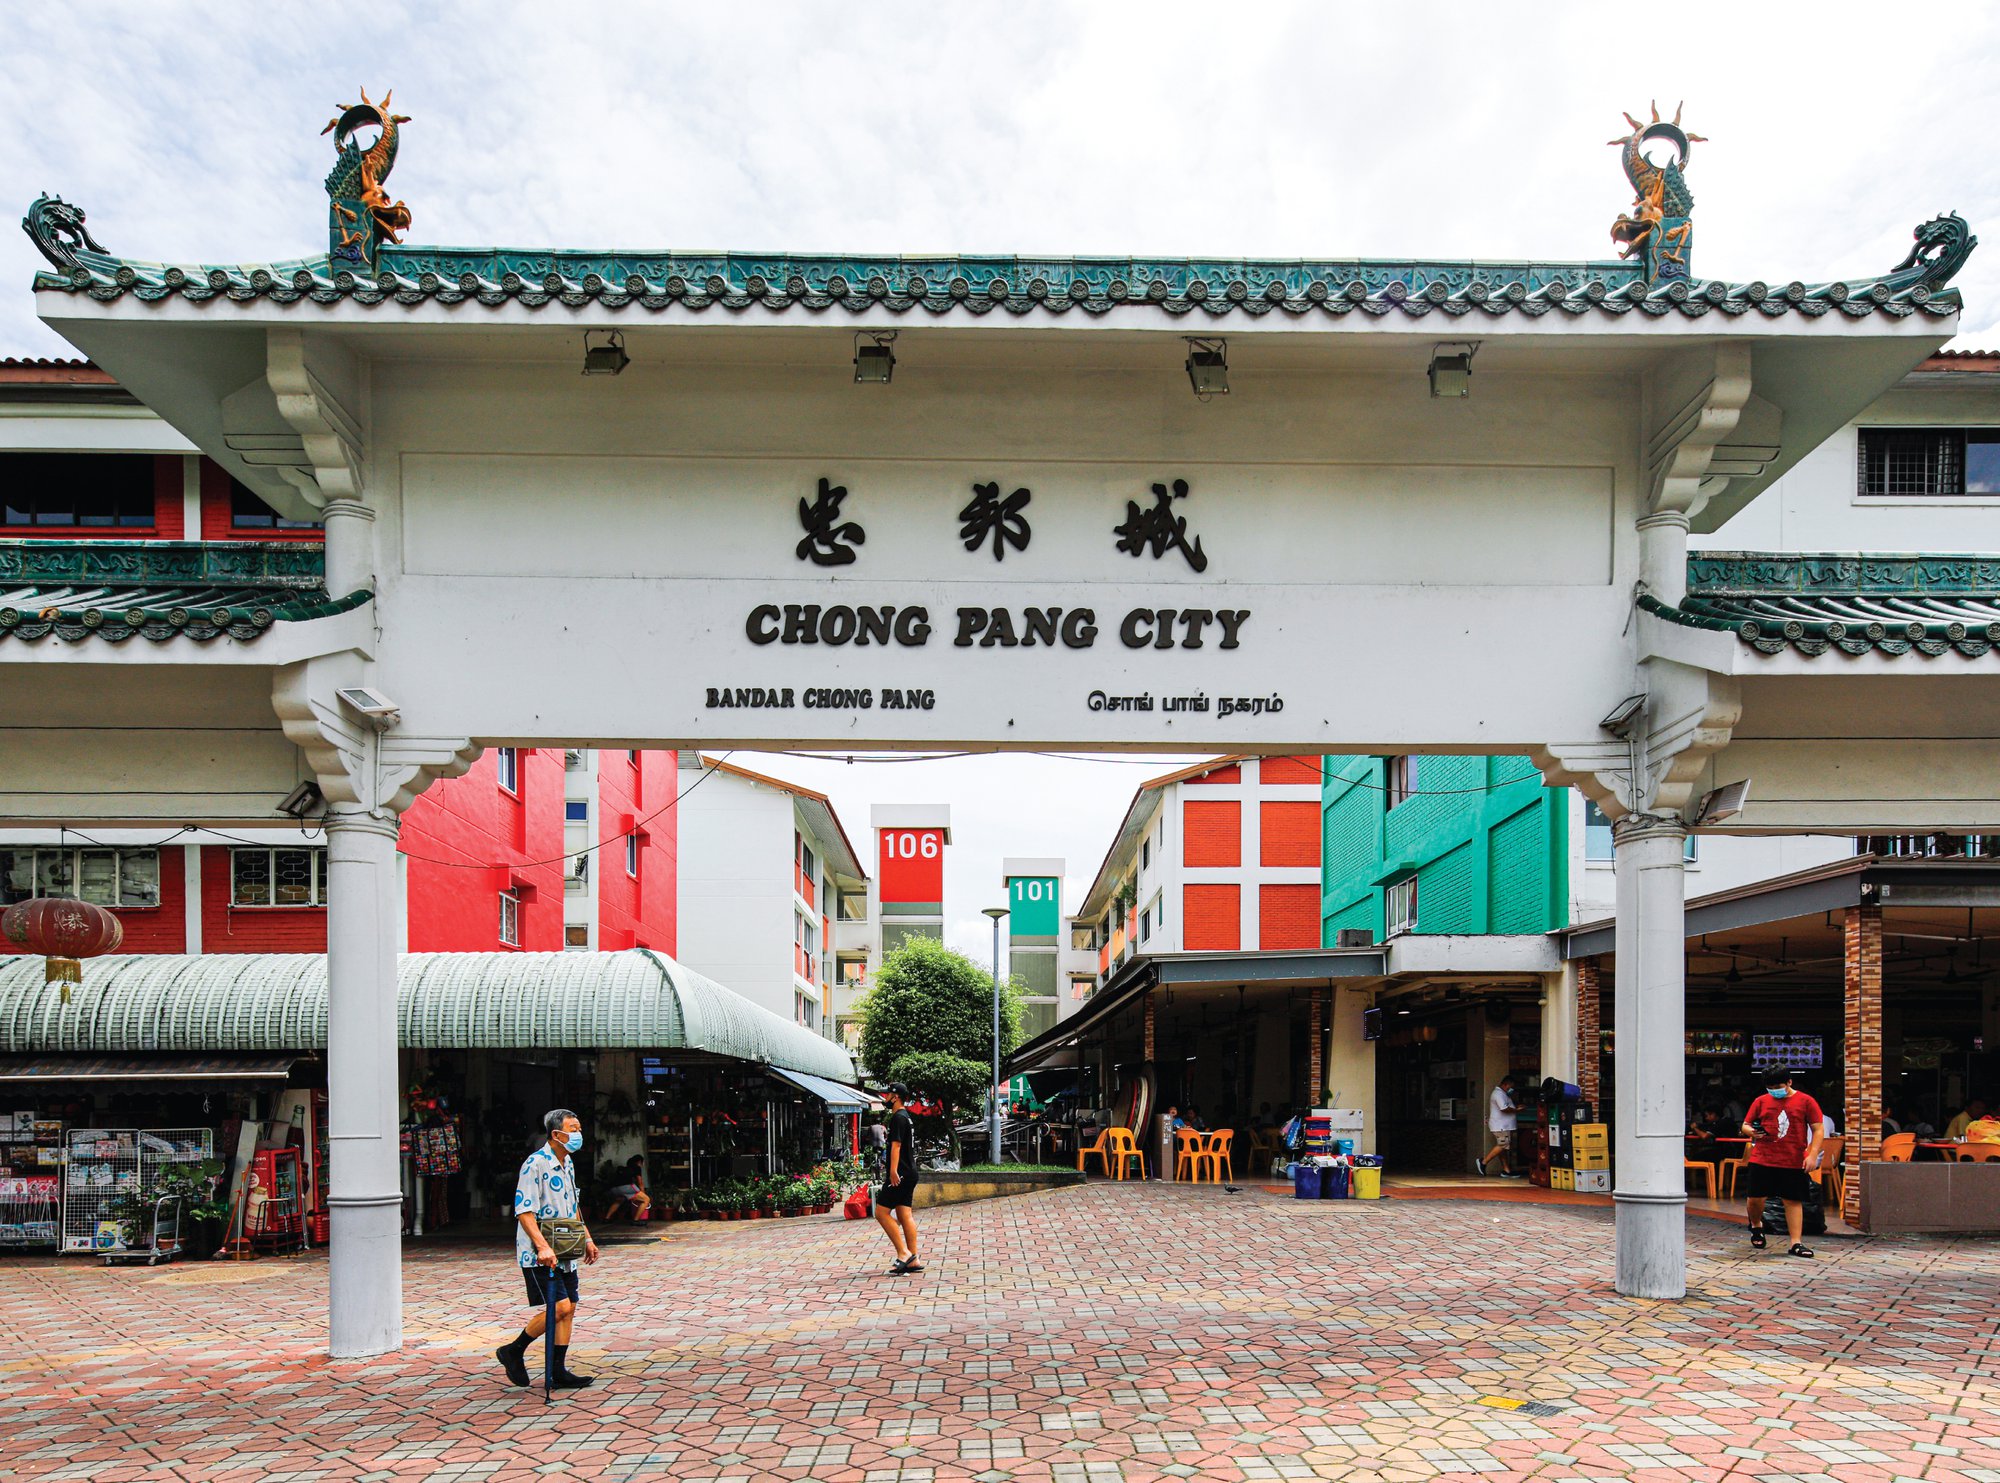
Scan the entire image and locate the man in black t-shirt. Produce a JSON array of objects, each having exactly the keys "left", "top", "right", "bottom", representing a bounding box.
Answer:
[{"left": 873, "top": 1083, "right": 923, "bottom": 1275}]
